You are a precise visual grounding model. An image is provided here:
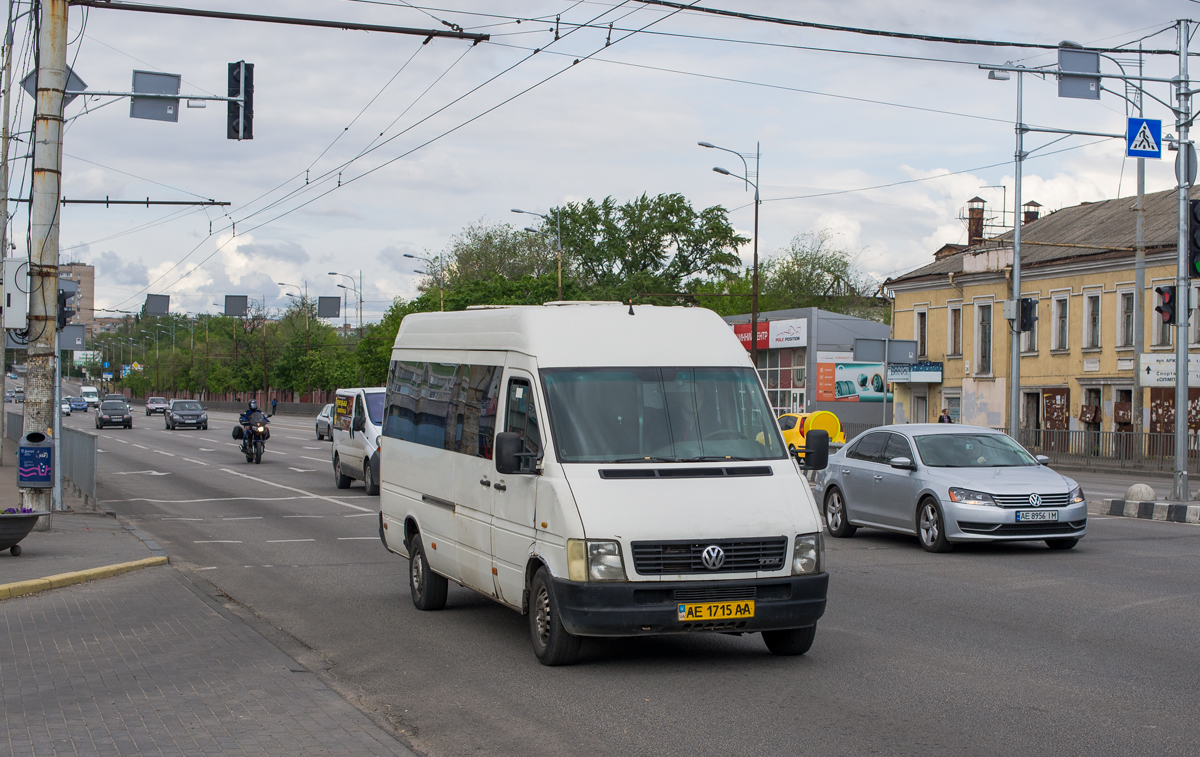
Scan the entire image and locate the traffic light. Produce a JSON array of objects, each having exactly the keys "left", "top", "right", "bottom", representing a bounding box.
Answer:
[
  {"left": 227, "top": 61, "right": 254, "bottom": 140},
  {"left": 1155, "top": 285, "right": 1178, "bottom": 325},
  {"left": 1019, "top": 297, "right": 1038, "bottom": 333},
  {"left": 1190, "top": 200, "right": 1200, "bottom": 278},
  {"left": 56, "top": 287, "right": 75, "bottom": 331}
]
